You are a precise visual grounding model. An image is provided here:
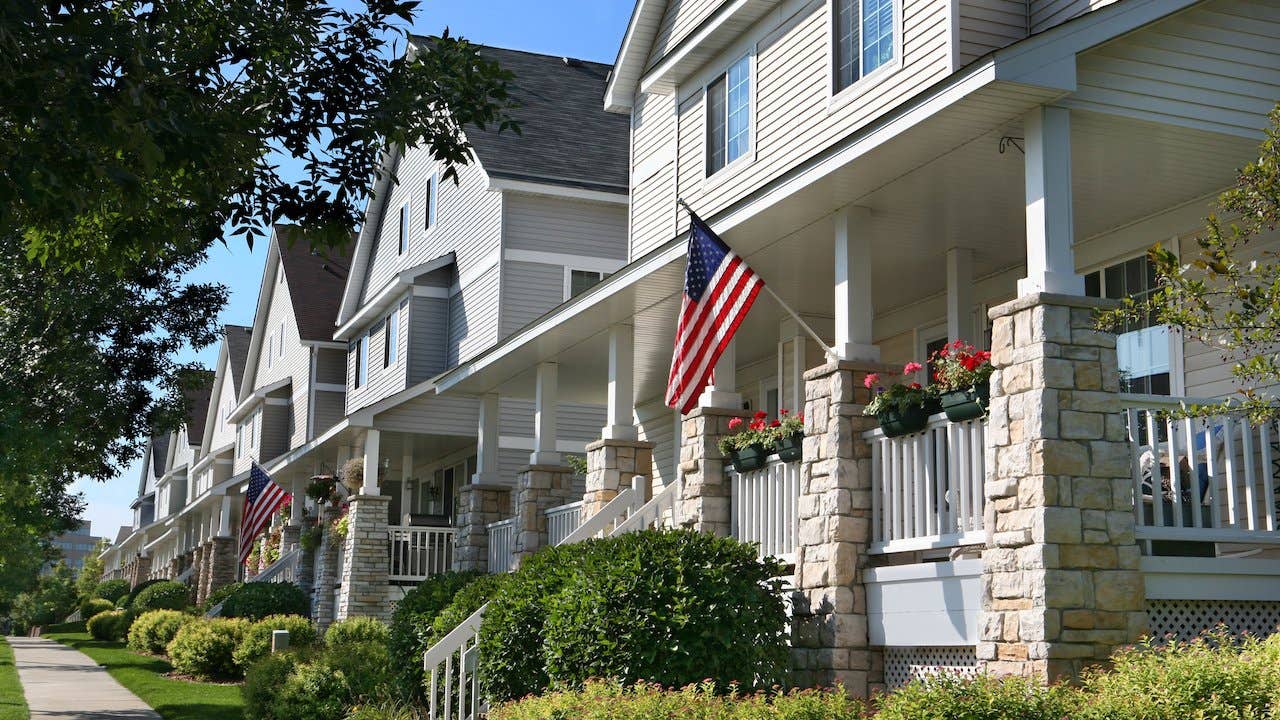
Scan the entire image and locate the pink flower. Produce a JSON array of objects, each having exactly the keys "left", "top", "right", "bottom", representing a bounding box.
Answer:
[
  {"left": 864, "top": 373, "right": 880, "bottom": 389},
  {"left": 728, "top": 417, "right": 743, "bottom": 431},
  {"left": 903, "top": 361, "right": 924, "bottom": 375},
  {"left": 753, "top": 410, "right": 767, "bottom": 420}
]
